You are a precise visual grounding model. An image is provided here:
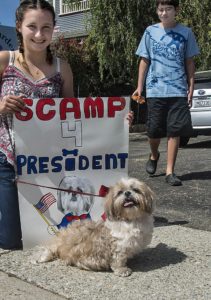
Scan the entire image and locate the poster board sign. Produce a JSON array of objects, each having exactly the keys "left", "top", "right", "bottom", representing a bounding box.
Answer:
[
  {"left": 14, "top": 97, "right": 129, "bottom": 248},
  {"left": 0, "top": 25, "right": 17, "bottom": 51}
]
